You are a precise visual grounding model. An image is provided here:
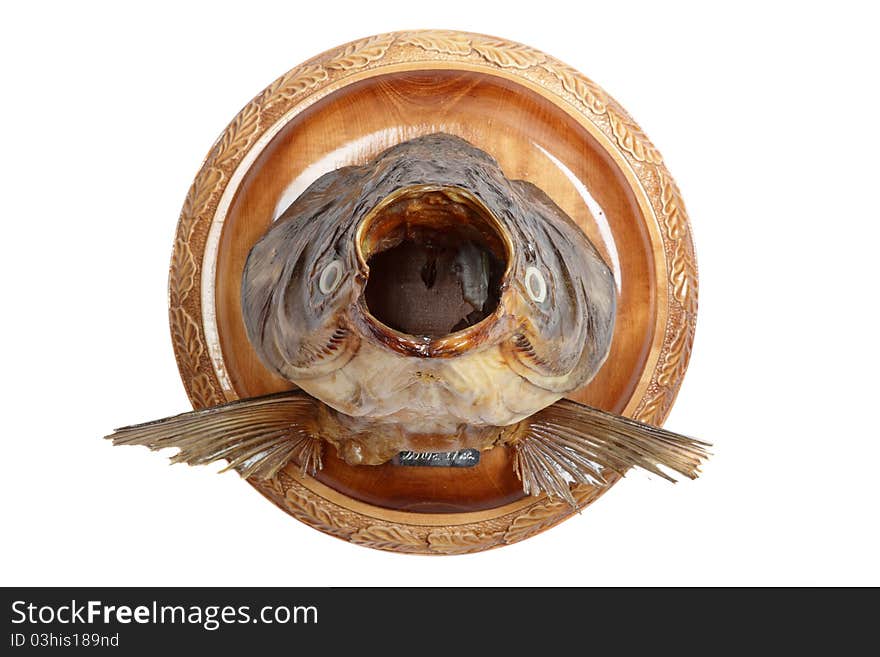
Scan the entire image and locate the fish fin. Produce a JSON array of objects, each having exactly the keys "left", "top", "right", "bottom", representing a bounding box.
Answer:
[
  {"left": 511, "top": 399, "right": 710, "bottom": 507},
  {"left": 105, "top": 391, "right": 324, "bottom": 480}
]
